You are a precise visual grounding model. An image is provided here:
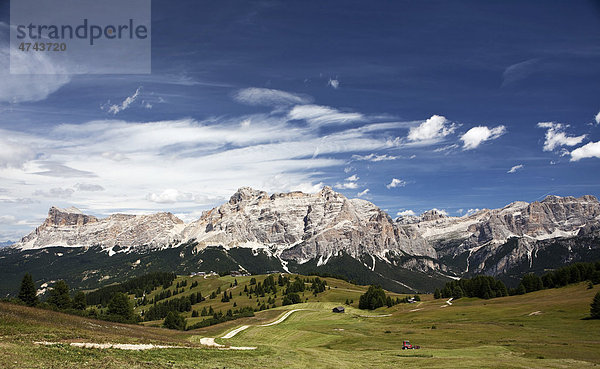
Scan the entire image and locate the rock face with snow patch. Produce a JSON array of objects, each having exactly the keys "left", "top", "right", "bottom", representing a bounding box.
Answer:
[
  {"left": 181, "top": 186, "right": 436, "bottom": 263},
  {"left": 8, "top": 189, "right": 600, "bottom": 282},
  {"left": 14, "top": 207, "right": 185, "bottom": 251},
  {"left": 397, "top": 195, "right": 600, "bottom": 277}
]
